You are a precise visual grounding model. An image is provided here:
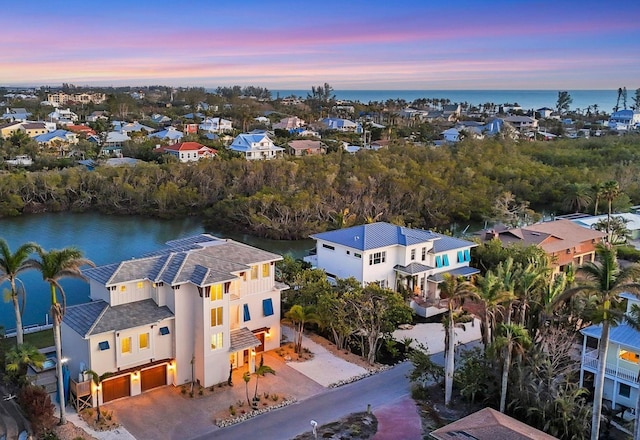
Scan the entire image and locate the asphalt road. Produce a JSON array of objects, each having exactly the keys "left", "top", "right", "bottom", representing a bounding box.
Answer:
[{"left": 194, "top": 351, "right": 447, "bottom": 440}]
